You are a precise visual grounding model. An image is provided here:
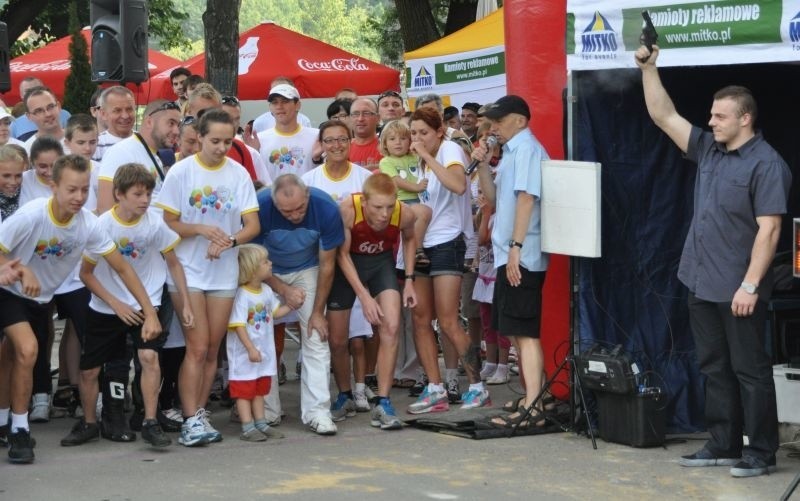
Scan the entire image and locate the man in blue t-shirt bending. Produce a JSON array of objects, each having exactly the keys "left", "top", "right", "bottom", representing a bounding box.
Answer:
[{"left": 257, "top": 174, "right": 344, "bottom": 436}]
